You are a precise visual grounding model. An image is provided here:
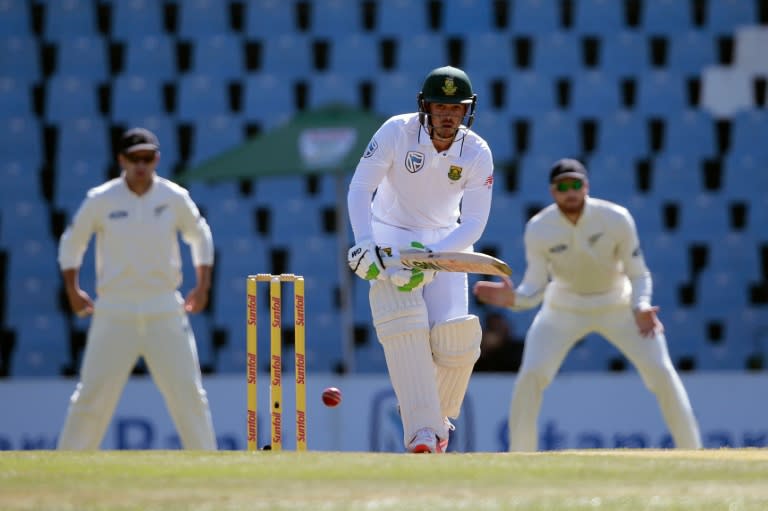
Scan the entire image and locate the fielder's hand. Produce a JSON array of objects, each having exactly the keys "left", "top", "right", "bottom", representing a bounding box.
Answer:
[
  {"left": 347, "top": 239, "right": 387, "bottom": 281},
  {"left": 473, "top": 276, "right": 516, "bottom": 307},
  {"left": 634, "top": 306, "right": 664, "bottom": 337},
  {"left": 379, "top": 242, "right": 436, "bottom": 292}
]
